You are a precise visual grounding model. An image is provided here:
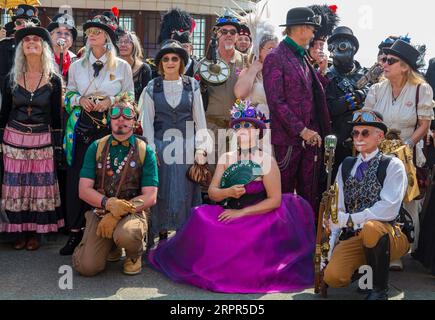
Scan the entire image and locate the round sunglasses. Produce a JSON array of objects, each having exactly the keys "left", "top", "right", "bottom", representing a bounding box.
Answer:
[{"left": 350, "top": 129, "right": 371, "bottom": 138}]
